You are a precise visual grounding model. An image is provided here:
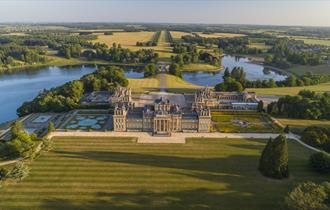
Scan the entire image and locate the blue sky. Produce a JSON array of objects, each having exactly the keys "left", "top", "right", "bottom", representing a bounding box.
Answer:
[{"left": 0, "top": 0, "right": 329, "bottom": 26}]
